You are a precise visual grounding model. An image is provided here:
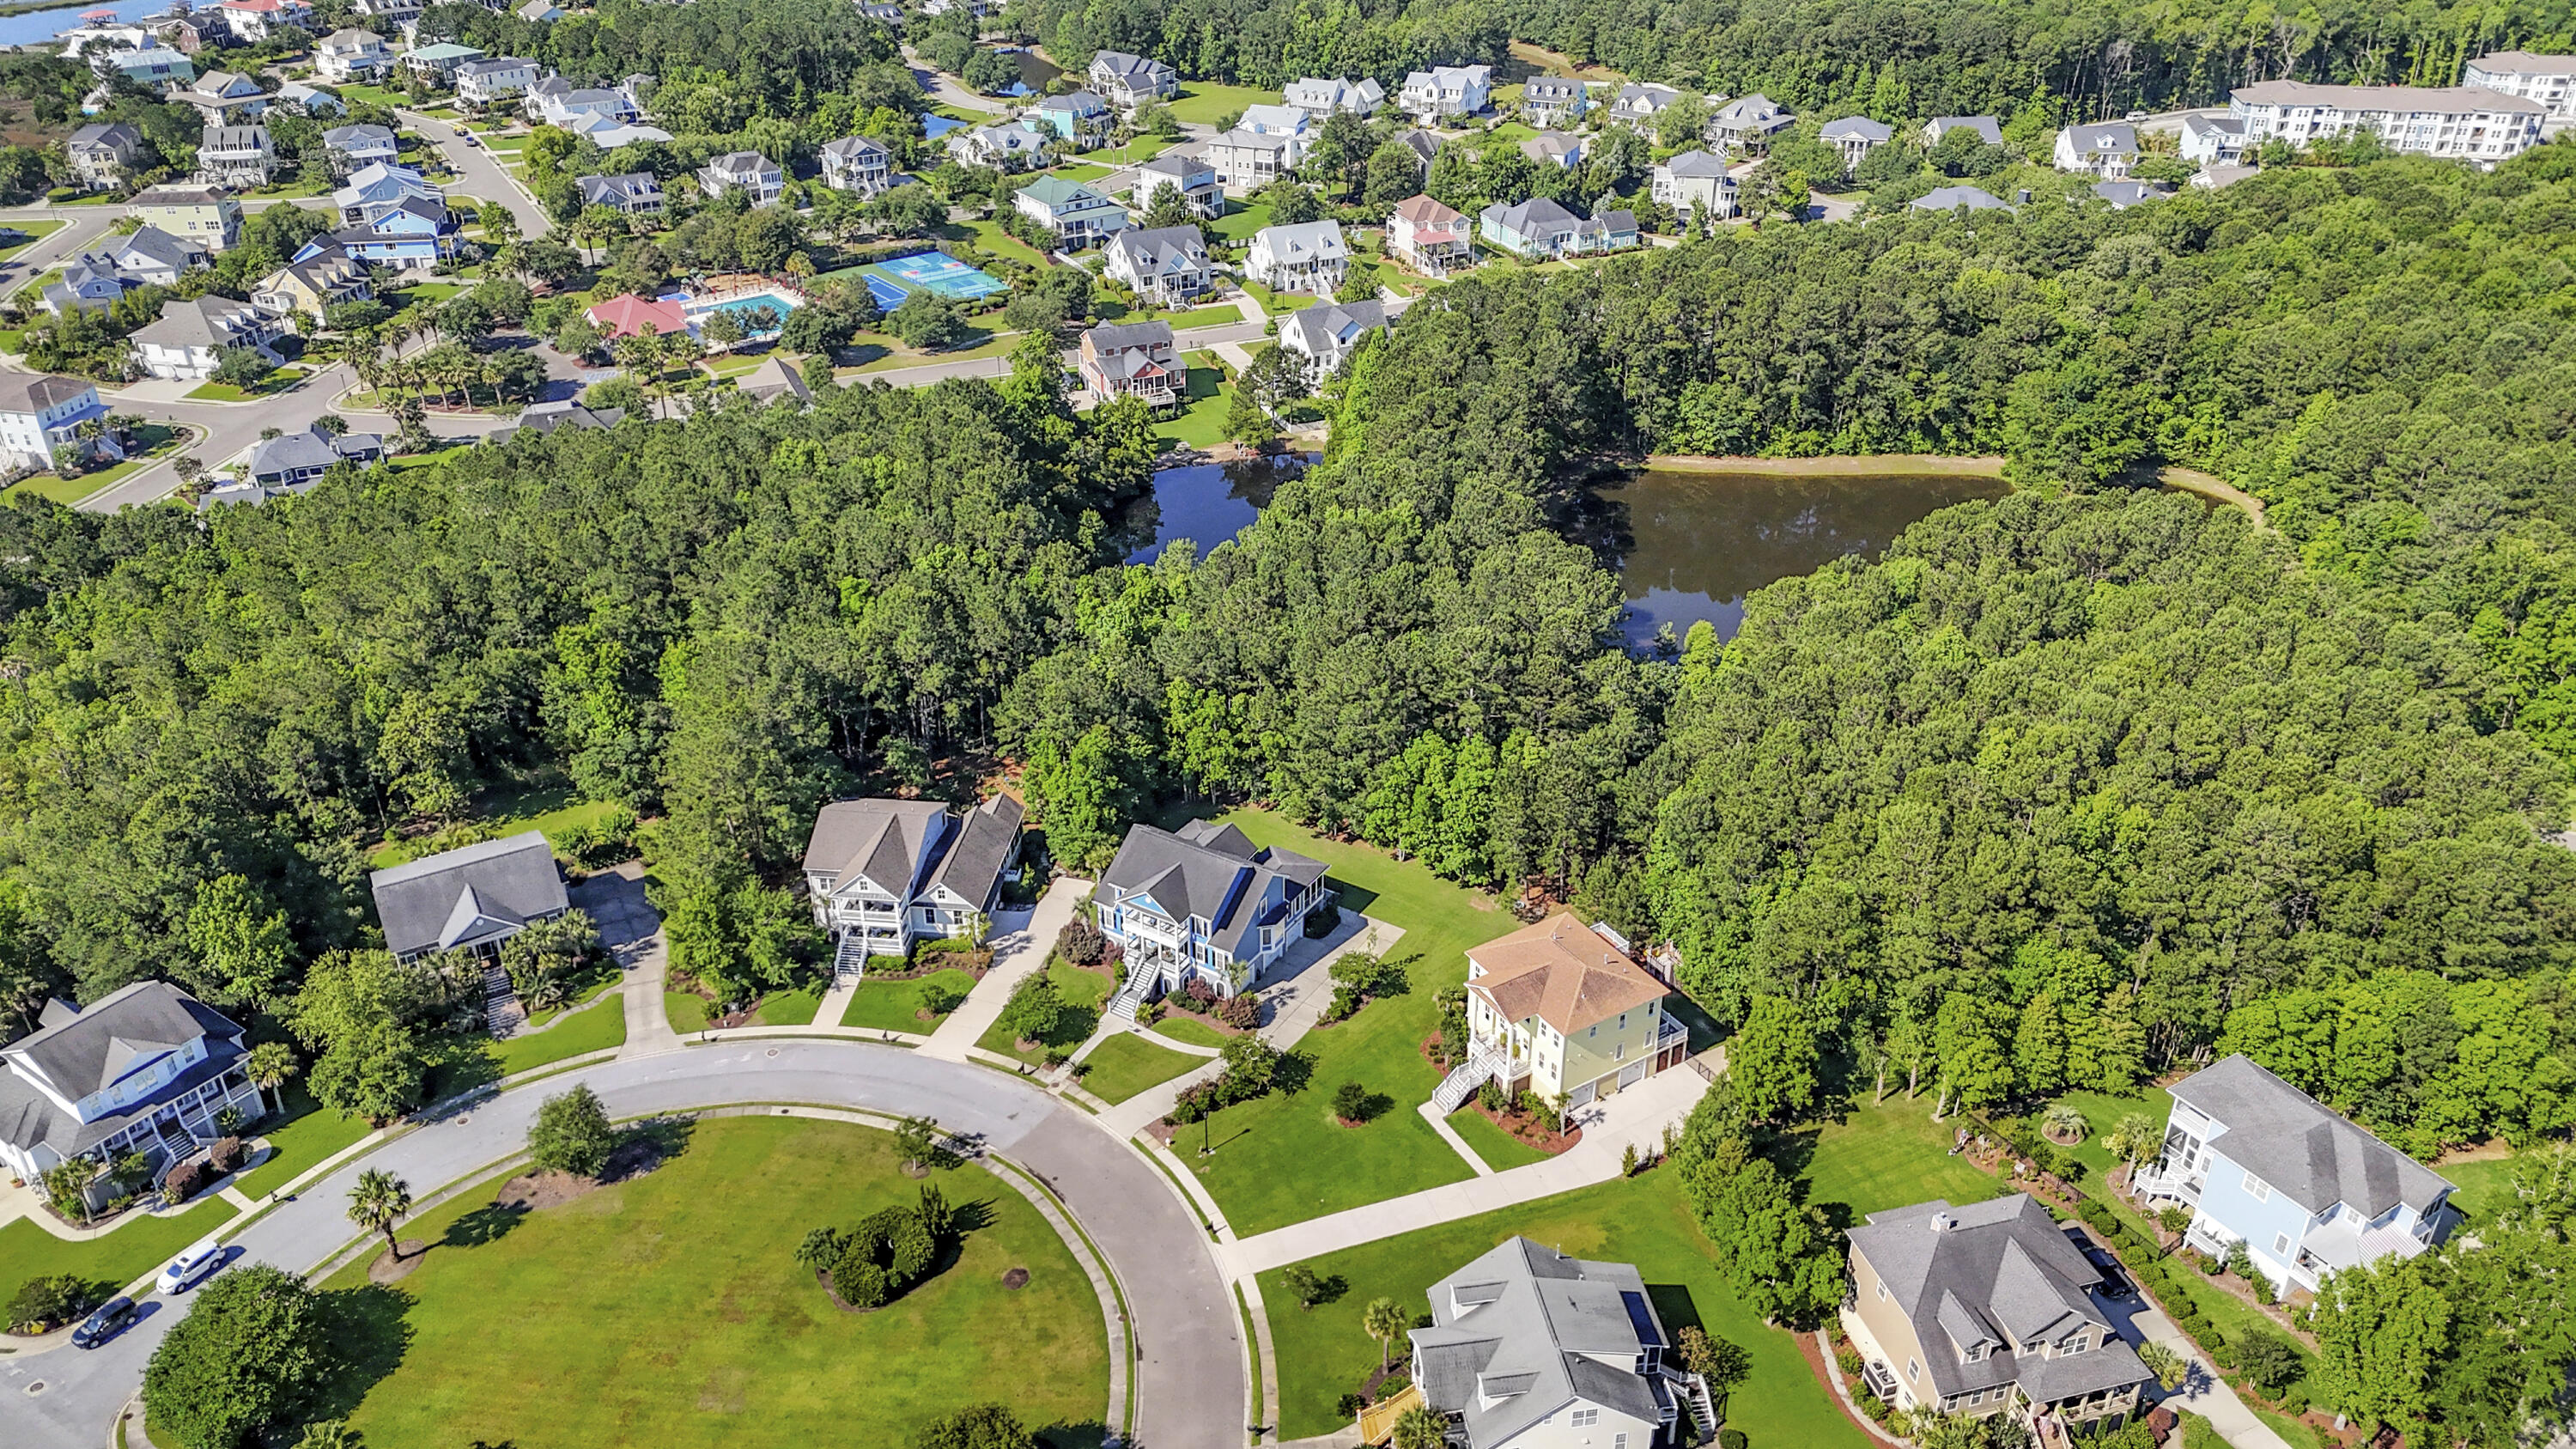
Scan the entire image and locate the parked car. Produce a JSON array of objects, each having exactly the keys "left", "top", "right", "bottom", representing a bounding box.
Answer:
[
  {"left": 2085, "top": 1245, "right": 2136, "bottom": 1299},
  {"left": 71, "top": 1296, "right": 136, "bottom": 1349},
  {"left": 156, "top": 1241, "right": 226, "bottom": 1294}
]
